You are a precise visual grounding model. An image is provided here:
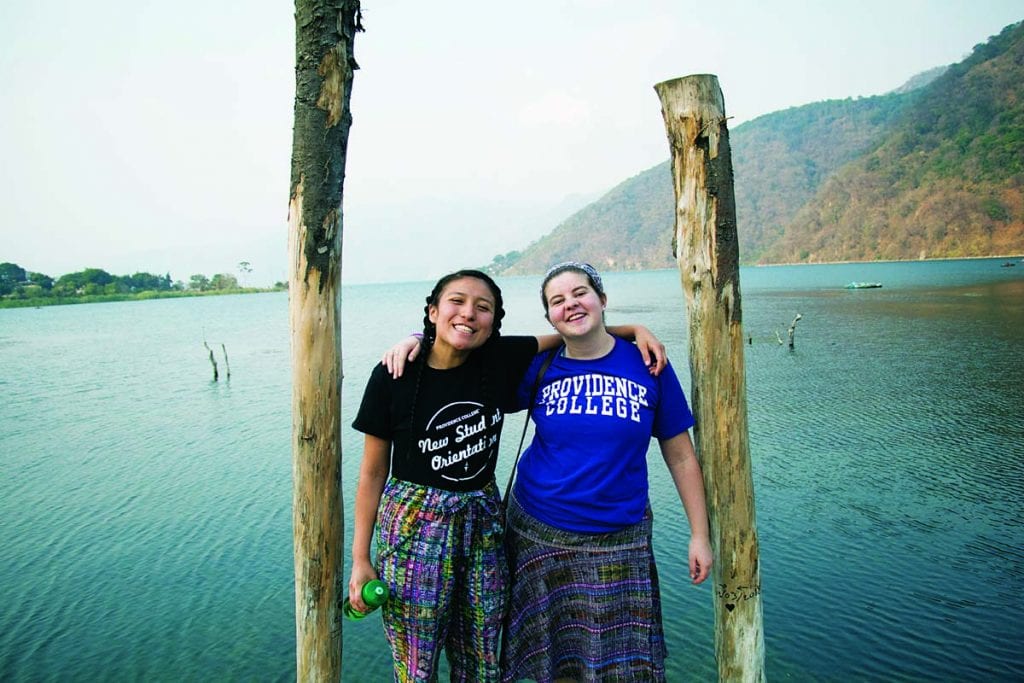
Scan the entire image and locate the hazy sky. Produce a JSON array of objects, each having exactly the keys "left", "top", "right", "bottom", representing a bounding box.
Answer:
[{"left": 1, "top": 1, "right": 1021, "bottom": 285}]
